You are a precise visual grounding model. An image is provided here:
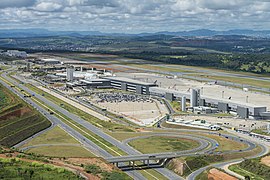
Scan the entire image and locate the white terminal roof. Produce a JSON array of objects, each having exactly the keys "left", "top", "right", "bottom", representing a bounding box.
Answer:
[
  {"left": 150, "top": 87, "right": 267, "bottom": 109},
  {"left": 104, "top": 76, "right": 156, "bottom": 86},
  {"left": 41, "top": 58, "right": 60, "bottom": 62},
  {"left": 56, "top": 71, "right": 98, "bottom": 79},
  {"left": 80, "top": 79, "right": 110, "bottom": 83}
]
